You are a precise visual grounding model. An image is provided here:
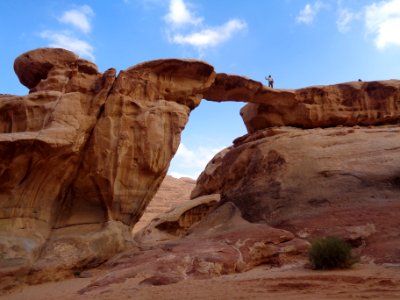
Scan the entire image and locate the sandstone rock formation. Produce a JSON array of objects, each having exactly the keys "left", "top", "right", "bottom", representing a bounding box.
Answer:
[
  {"left": 240, "top": 81, "right": 400, "bottom": 132},
  {"left": 193, "top": 120, "right": 400, "bottom": 263},
  {"left": 134, "top": 194, "right": 220, "bottom": 246},
  {"left": 2, "top": 47, "right": 400, "bottom": 285},
  {"left": 132, "top": 175, "right": 195, "bottom": 233},
  {"left": 0, "top": 48, "right": 216, "bottom": 280},
  {"left": 79, "top": 202, "right": 309, "bottom": 293}
]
